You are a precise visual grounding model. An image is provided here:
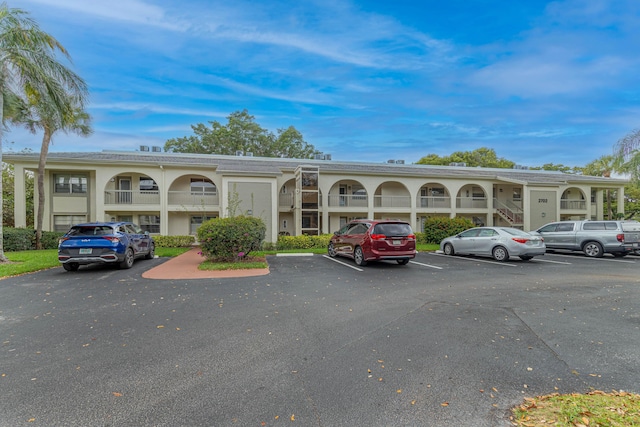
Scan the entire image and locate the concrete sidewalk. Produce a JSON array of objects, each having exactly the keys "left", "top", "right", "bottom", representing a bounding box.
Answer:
[{"left": 141, "top": 247, "right": 270, "bottom": 279}]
